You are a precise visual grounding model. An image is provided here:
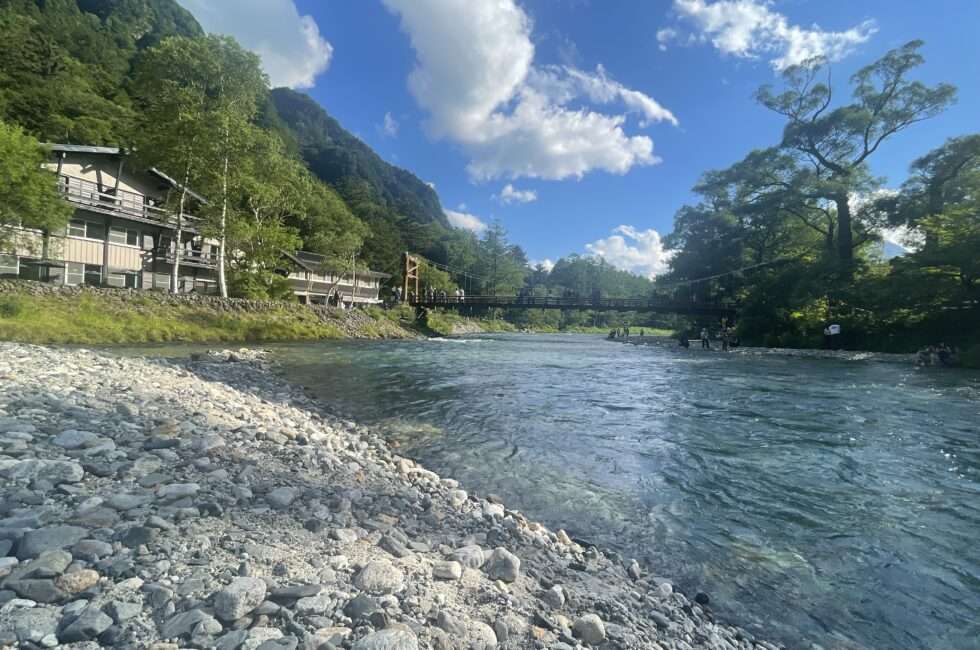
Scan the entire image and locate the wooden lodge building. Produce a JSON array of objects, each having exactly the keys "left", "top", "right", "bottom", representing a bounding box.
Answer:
[{"left": 0, "top": 144, "right": 389, "bottom": 305}]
